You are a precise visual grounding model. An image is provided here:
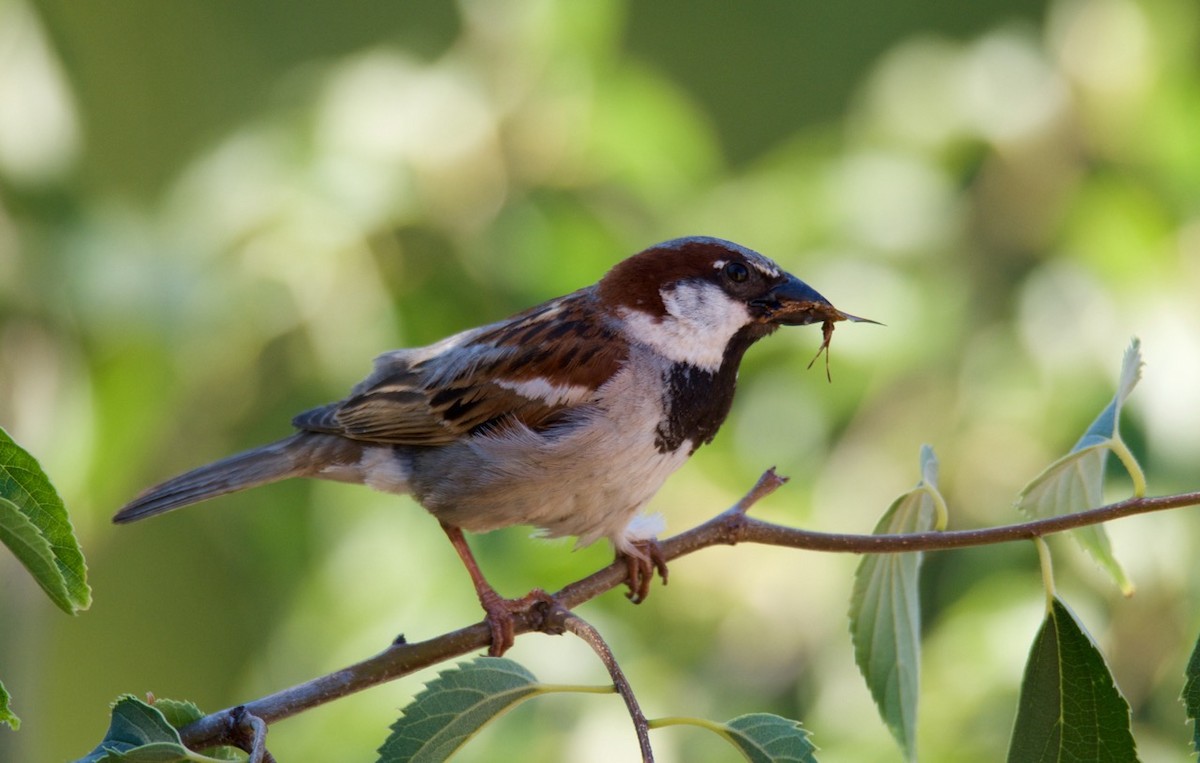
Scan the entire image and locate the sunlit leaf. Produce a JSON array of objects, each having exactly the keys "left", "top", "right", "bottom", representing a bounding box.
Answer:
[
  {"left": 1016, "top": 339, "right": 1145, "bottom": 595},
  {"left": 0, "top": 495, "right": 71, "bottom": 611},
  {"left": 849, "top": 445, "right": 944, "bottom": 761},
  {"left": 1182, "top": 627, "right": 1200, "bottom": 753},
  {"left": 74, "top": 696, "right": 227, "bottom": 763},
  {"left": 650, "top": 713, "right": 817, "bottom": 762},
  {"left": 722, "top": 714, "right": 819, "bottom": 763},
  {"left": 1016, "top": 445, "right": 1131, "bottom": 594},
  {"left": 377, "top": 657, "right": 546, "bottom": 763},
  {"left": 0, "top": 426, "right": 90, "bottom": 613},
  {"left": 1006, "top": 598, "right": 1138, "bottom": 763},
  {"left": 0, "top": 679, "right": 17, "bottom": 730},
  {"left": 1076, "top": 339, "right": 1143, "bottom": 449},
  {"left": 148, "top": 698, "right": 205, "bottom": 730}
]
